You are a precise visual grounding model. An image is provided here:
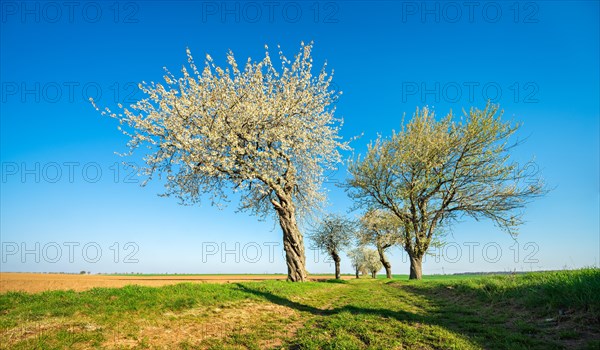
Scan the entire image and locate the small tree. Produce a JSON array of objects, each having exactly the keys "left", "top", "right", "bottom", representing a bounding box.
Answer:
[
  {"left": 363, "top": 248, "right": 383, "bottom": 278},
  {"left": 309, "top": 214, "right": 355, "bottom": 279},
  {"left": 93, "top": 42, "right": 348, "bottom": 282},
  {"left": 346, "top": 104, "right": 546, "bottom": 279},
  {"left": 358, "top": 209, "right": 402, "bottom": 278},
  {"left": 347, "top": 247, "right": 367, "bottom": 278}
]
